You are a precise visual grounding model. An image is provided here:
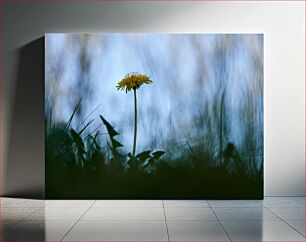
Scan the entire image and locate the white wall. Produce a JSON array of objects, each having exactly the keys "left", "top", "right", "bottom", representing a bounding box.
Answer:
[{"left": 2, "top": 1, "right": 305, "bottom": 197}]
